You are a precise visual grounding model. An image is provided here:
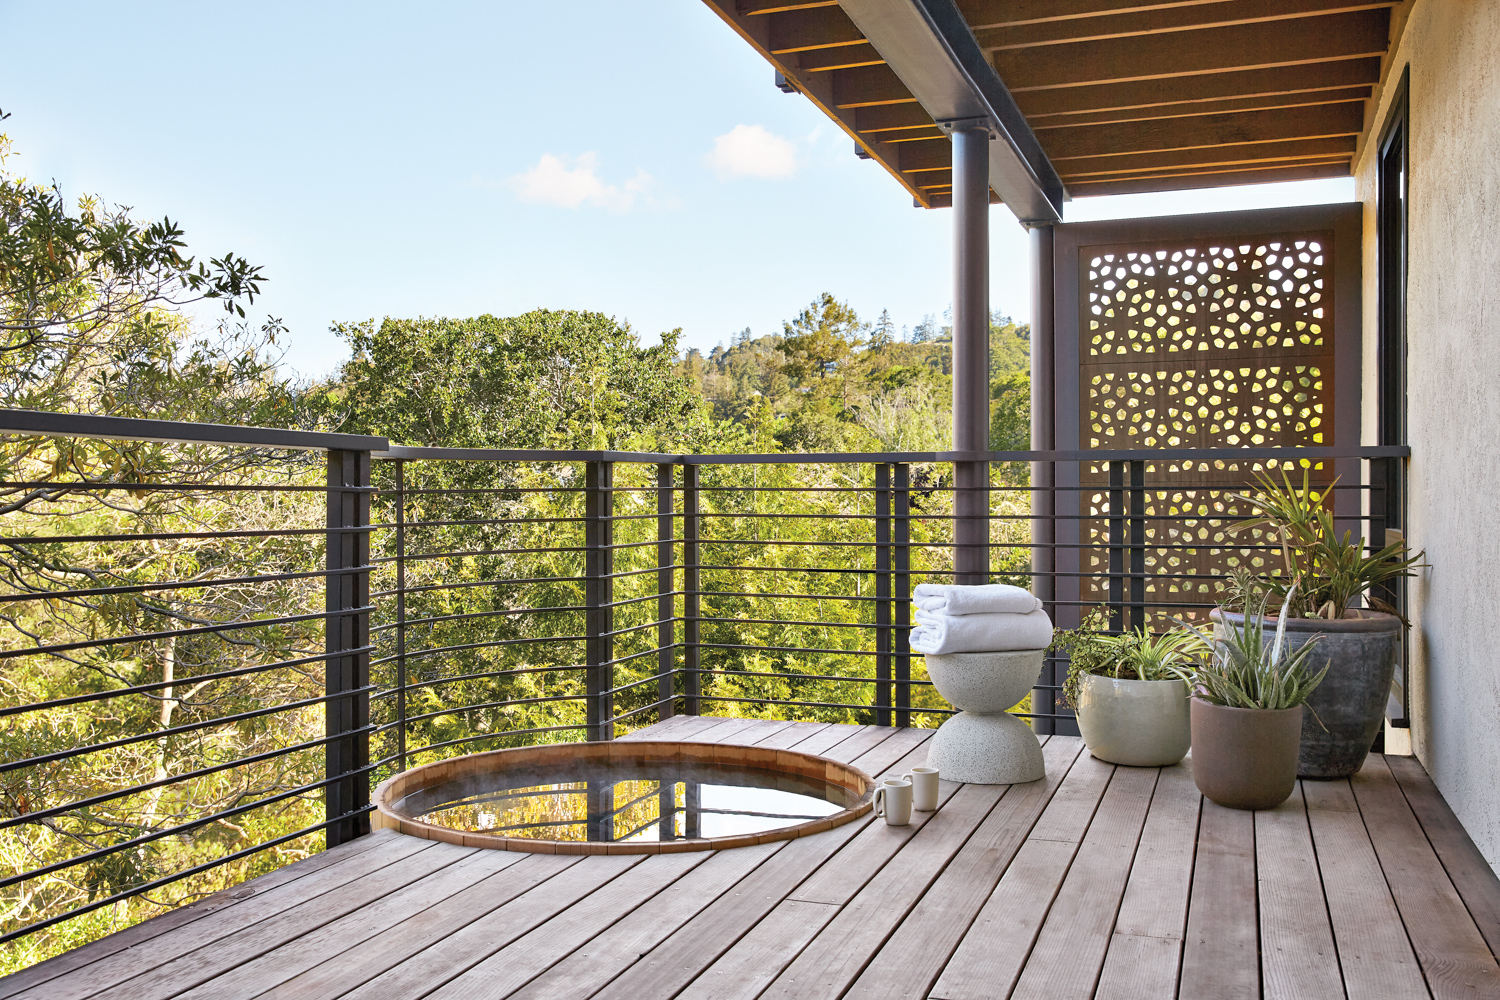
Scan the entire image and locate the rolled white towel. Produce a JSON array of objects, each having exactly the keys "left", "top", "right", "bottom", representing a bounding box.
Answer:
[
  {"left": 910, "top": 608, "right": 1054, "bottom": 655},
  {"left": 912, "top": 583, "right": 1041, "bottom": 616}
]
